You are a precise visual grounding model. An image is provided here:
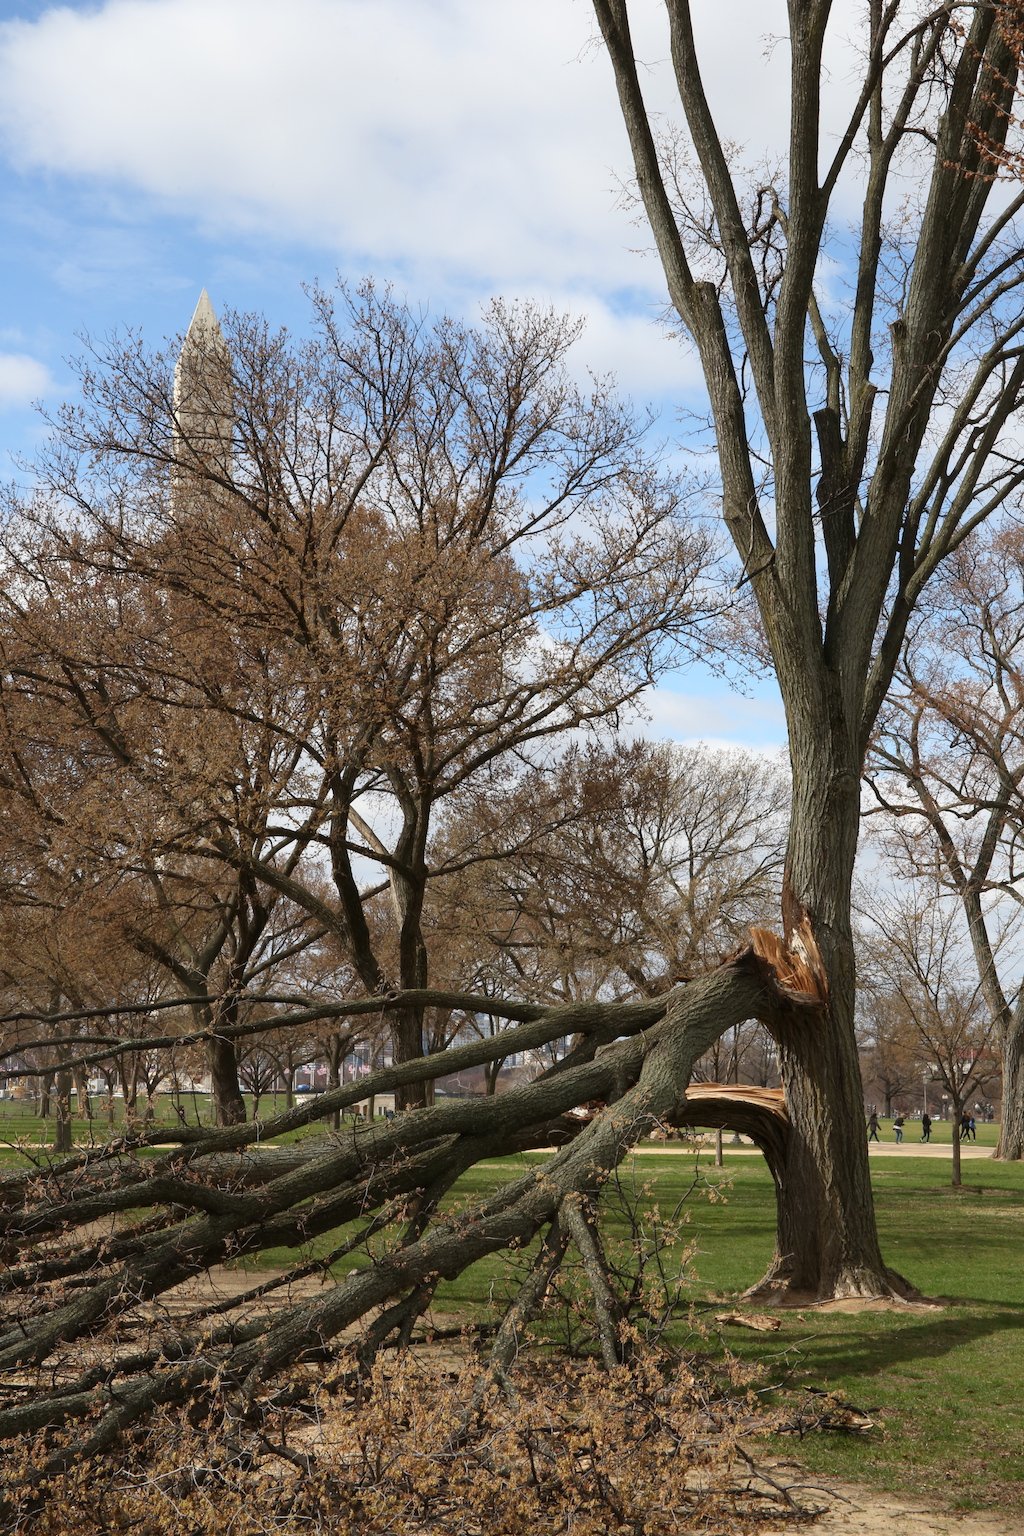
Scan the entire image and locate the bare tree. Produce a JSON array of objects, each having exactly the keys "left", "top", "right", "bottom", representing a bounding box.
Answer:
[
  {"left": 0, "top": 522, "right": 350, "bottom": 1127},
  {"left": 862, "top": 880, "right": 999, "bottom": 1184},
  {"left": 429, "top": 738, "right": 788, "bottom": 1042},
  {"left": 14, "top": 286, "right": 717, "bottom": 1113},
  {"left": 856, "top": 979, "right": 919, "bottom": 1119},
  {"left": 868, "top": 523, "right": 1024, "bottom": 1155},
  {"left": 592, "top": 0, "right": 1024, "bottom": 1294},
  {"left": 0, "top": 285, "right": 814, "bottom": 1476},
  {"left": 0, "top": 285, "right": 806, "bottom": 1470}
]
